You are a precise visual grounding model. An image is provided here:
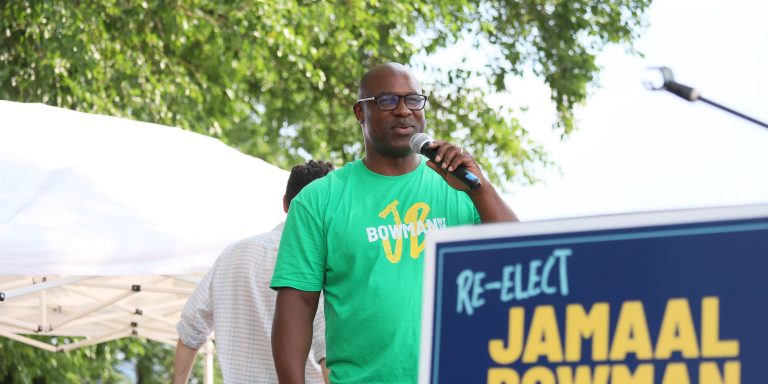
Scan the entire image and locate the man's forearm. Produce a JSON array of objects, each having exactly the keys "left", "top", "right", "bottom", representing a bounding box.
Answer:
[
  {"left": 172, "top": 339, "right": 199, "bottom": 384},
  {"left": 469, "top": 183, "right": 519, "bottom": 223},
  {"left": 272, "top": 288, "right": 321, "bottom": 383}
]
